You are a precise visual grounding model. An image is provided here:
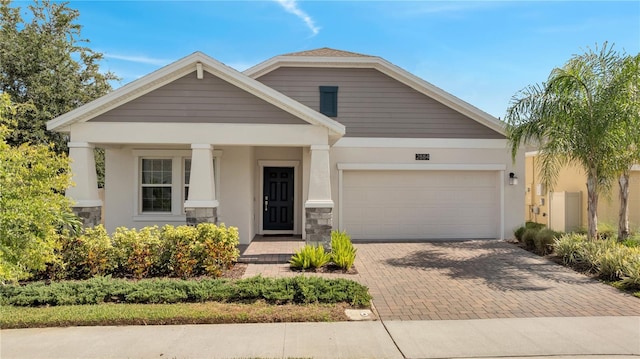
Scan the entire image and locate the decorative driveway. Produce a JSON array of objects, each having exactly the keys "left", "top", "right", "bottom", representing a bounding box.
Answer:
[
  {"left": 355, "top": 240, "right": 640, "bottom": 320},
  {"left": 240, "top": 239, "right": 640, "bottom": 321}
]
